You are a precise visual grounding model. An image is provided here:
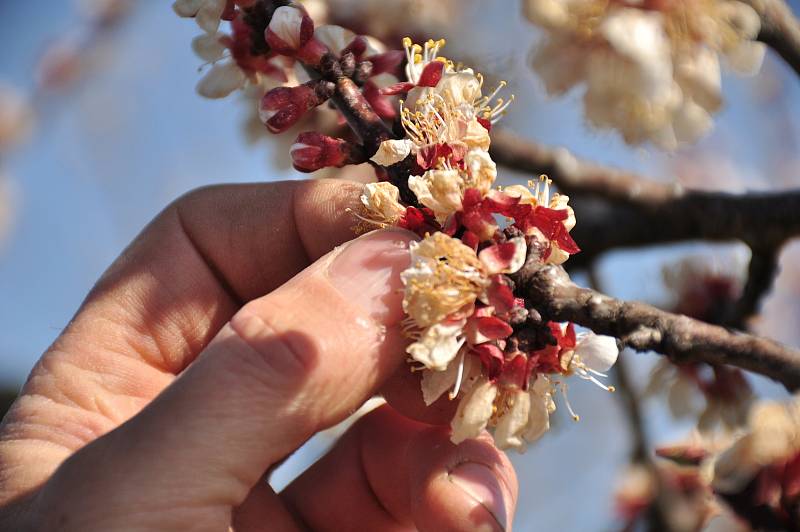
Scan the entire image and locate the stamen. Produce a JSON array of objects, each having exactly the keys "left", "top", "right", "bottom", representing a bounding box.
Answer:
[
  {"left": 559, "top": 381, "right": 580, "bottom": 421},
  {"left": 449, "top": 350, "right": 467, "bottom": 399}
]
